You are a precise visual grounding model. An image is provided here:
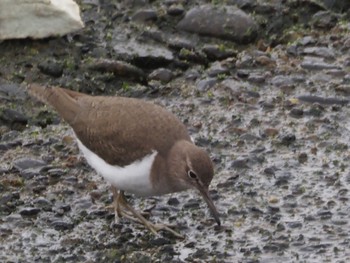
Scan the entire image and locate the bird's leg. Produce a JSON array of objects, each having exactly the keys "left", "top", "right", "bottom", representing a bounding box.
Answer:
[
  {"left": 112, "top": 186, "right": 123, "bottom": 220},
  {"left": 113, "top": 189, "right": 184, "bottom": 238}
]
